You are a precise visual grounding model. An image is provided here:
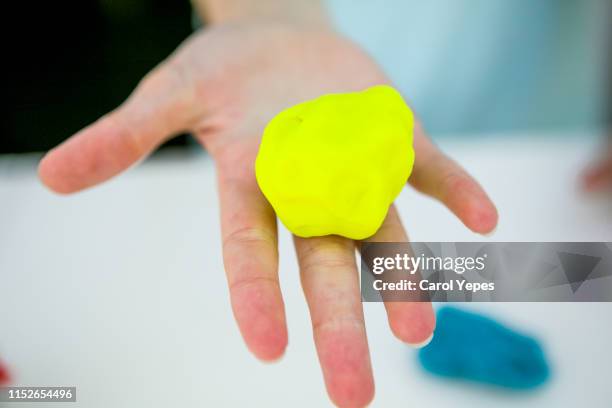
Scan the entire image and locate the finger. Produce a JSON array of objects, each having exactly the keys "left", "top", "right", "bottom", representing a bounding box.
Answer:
[
  {"left": 38, "top": 62, "right": 195, "bottom": 194},
  {"left": 581, "top": 150, "right": 612, "bottom": 191},
  {"left": 294, "top": 235, "right": 374, "bottom": 408},
  {"left": 409, "top": 121, "right": 498, "bottom": 234},
  {"left": 365, "top": 206, "right": 436, "bottom": 346},
  {"left": 0, "top": 361, "right": 9, "bottom": 385},
  {"left": 218, "top": 171, "right": 287, "bottom": 361}
]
